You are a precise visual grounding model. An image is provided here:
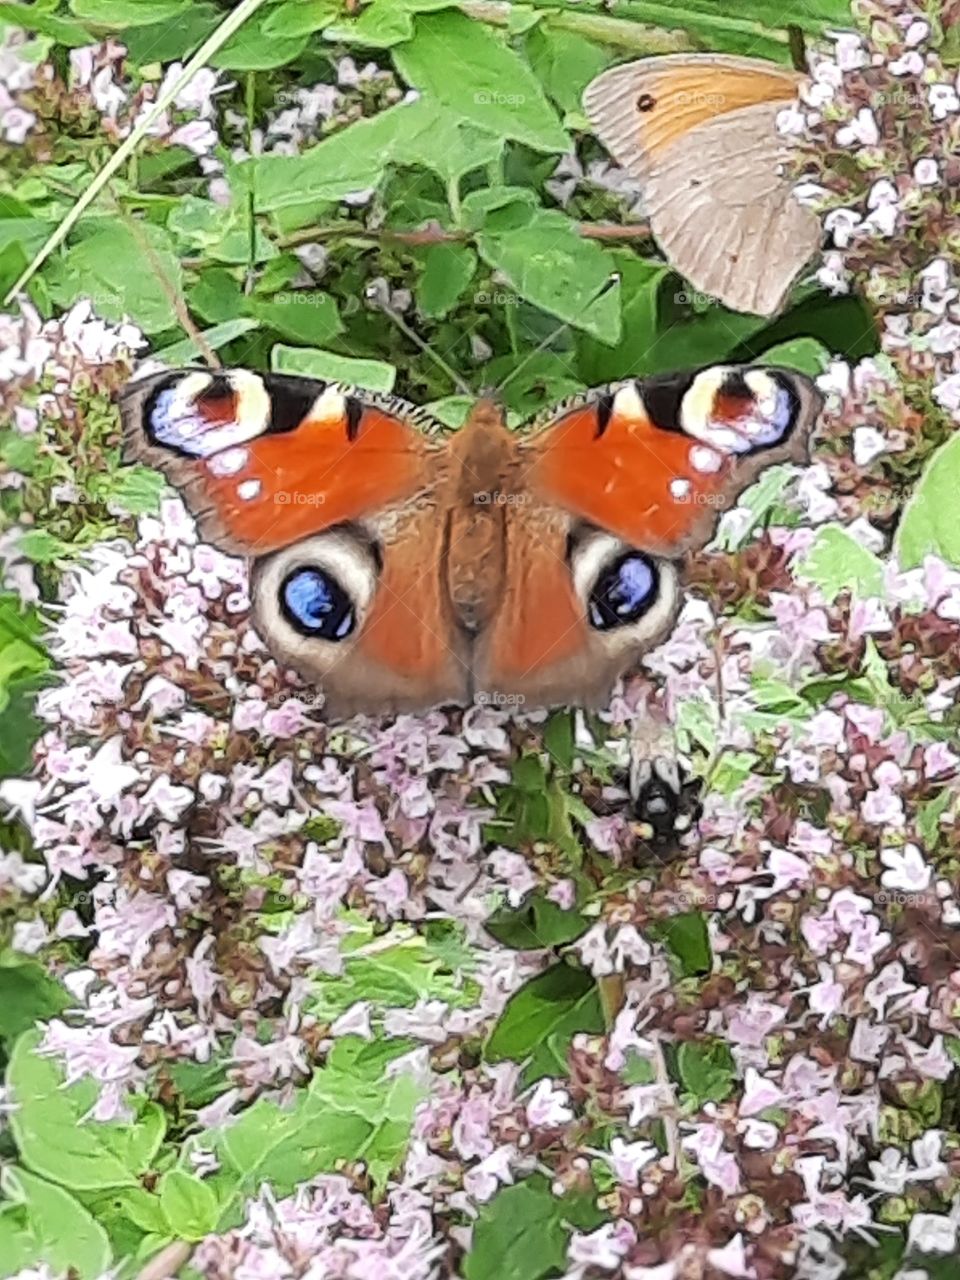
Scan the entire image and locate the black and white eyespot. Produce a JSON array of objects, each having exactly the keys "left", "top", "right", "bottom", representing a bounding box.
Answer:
[
  {"left": 570, "top": 532, "right": 678, "bottom": 644},
  {"left": 250, "top": 530, "right": 378, "bottom": 662},
  {"left": 280, "top": 567, "right": 356, "bottom": 641},
  {"left": 679, "top": 366, "right": 799, "bottom": 456},
  {"left": 147, "top": 370, "right": 272, "bottom": 458}
]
